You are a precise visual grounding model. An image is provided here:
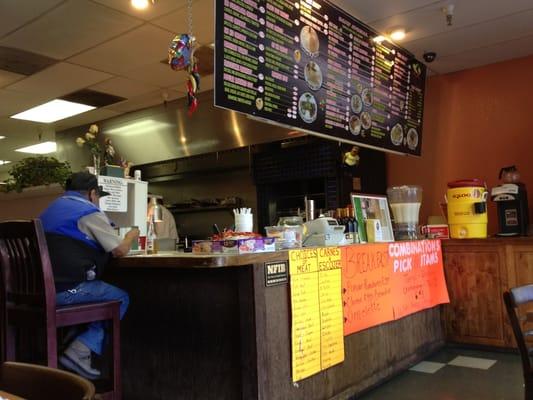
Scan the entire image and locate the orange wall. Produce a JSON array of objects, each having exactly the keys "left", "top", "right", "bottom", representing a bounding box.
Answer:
[{"left": 387, "top": 54, "right": 533, "bottom": 234}]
